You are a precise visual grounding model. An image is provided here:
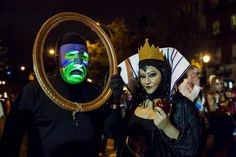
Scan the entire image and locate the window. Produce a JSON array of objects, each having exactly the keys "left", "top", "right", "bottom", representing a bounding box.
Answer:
[
  {"left": 230, "top": 14, "right": 236, "bottom": 30},
  {"left": 212, "top": 20, "right": 220, "bottom": 35},
  {"left": 190, "top": 1, "right": 199, "bottom": 15},
  {"left": 215, "top": 47, "right": 222, "bottom": 64},
  {"left": 210, "top": 0, "right": 219, "bottom": 9},
  {"left": 232, "top": 43, "right": 236, "bottom": 58}
]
